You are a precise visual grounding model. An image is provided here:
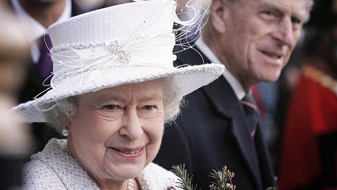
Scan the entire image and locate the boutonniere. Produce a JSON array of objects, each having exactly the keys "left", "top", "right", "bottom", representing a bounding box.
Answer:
[{"left": 171, "top": 164, "right": 276, "bottom": 190}]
